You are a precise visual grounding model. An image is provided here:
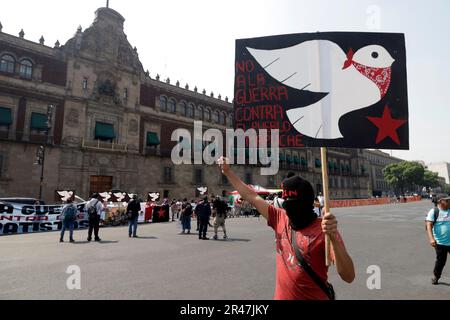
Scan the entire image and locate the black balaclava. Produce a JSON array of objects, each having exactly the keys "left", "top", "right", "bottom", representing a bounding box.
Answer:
[{"left": 281, "top": 175, "right": 317, "bottom": 231}]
